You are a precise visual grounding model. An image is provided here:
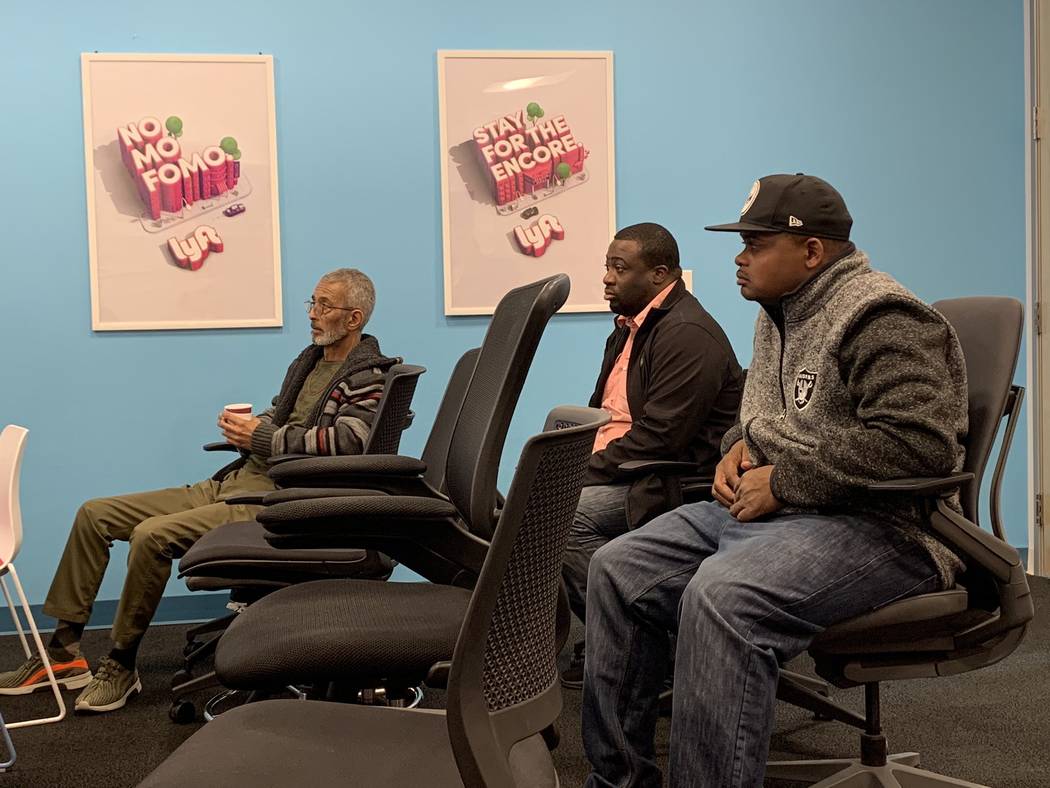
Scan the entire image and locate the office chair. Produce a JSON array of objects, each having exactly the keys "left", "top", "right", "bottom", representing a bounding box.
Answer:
[
  {"left": 167, "top": 362, "right": 424, "bottom": 720},
  {"left": 170, "top": 274, "right": 570, "bottom": 718},
  {"left": 138, "top": 408, "right": 608, "bottom": 788},
  {"left": 208, "top": 407, "right": 598, "bottom": 704},
  {"left": 176, "top": 351, "right": 475, "bottom": 606},
  {"left": 765, "top": 296, "right": 1032, "bottom": 787}
]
